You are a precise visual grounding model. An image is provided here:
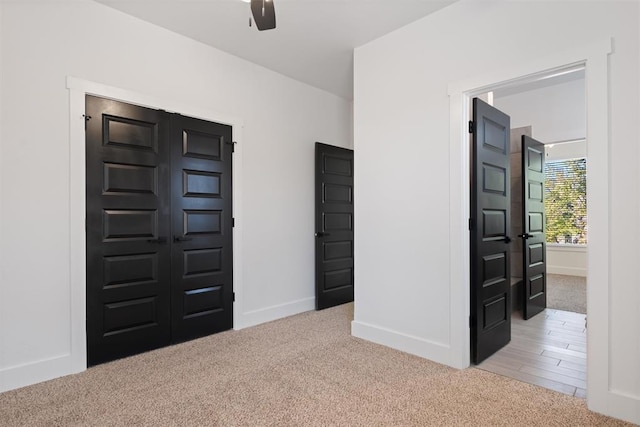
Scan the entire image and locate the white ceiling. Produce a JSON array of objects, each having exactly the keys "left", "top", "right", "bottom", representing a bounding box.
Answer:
[{"left": 94, "top": 0, "right": 459, "bottom": 99}]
